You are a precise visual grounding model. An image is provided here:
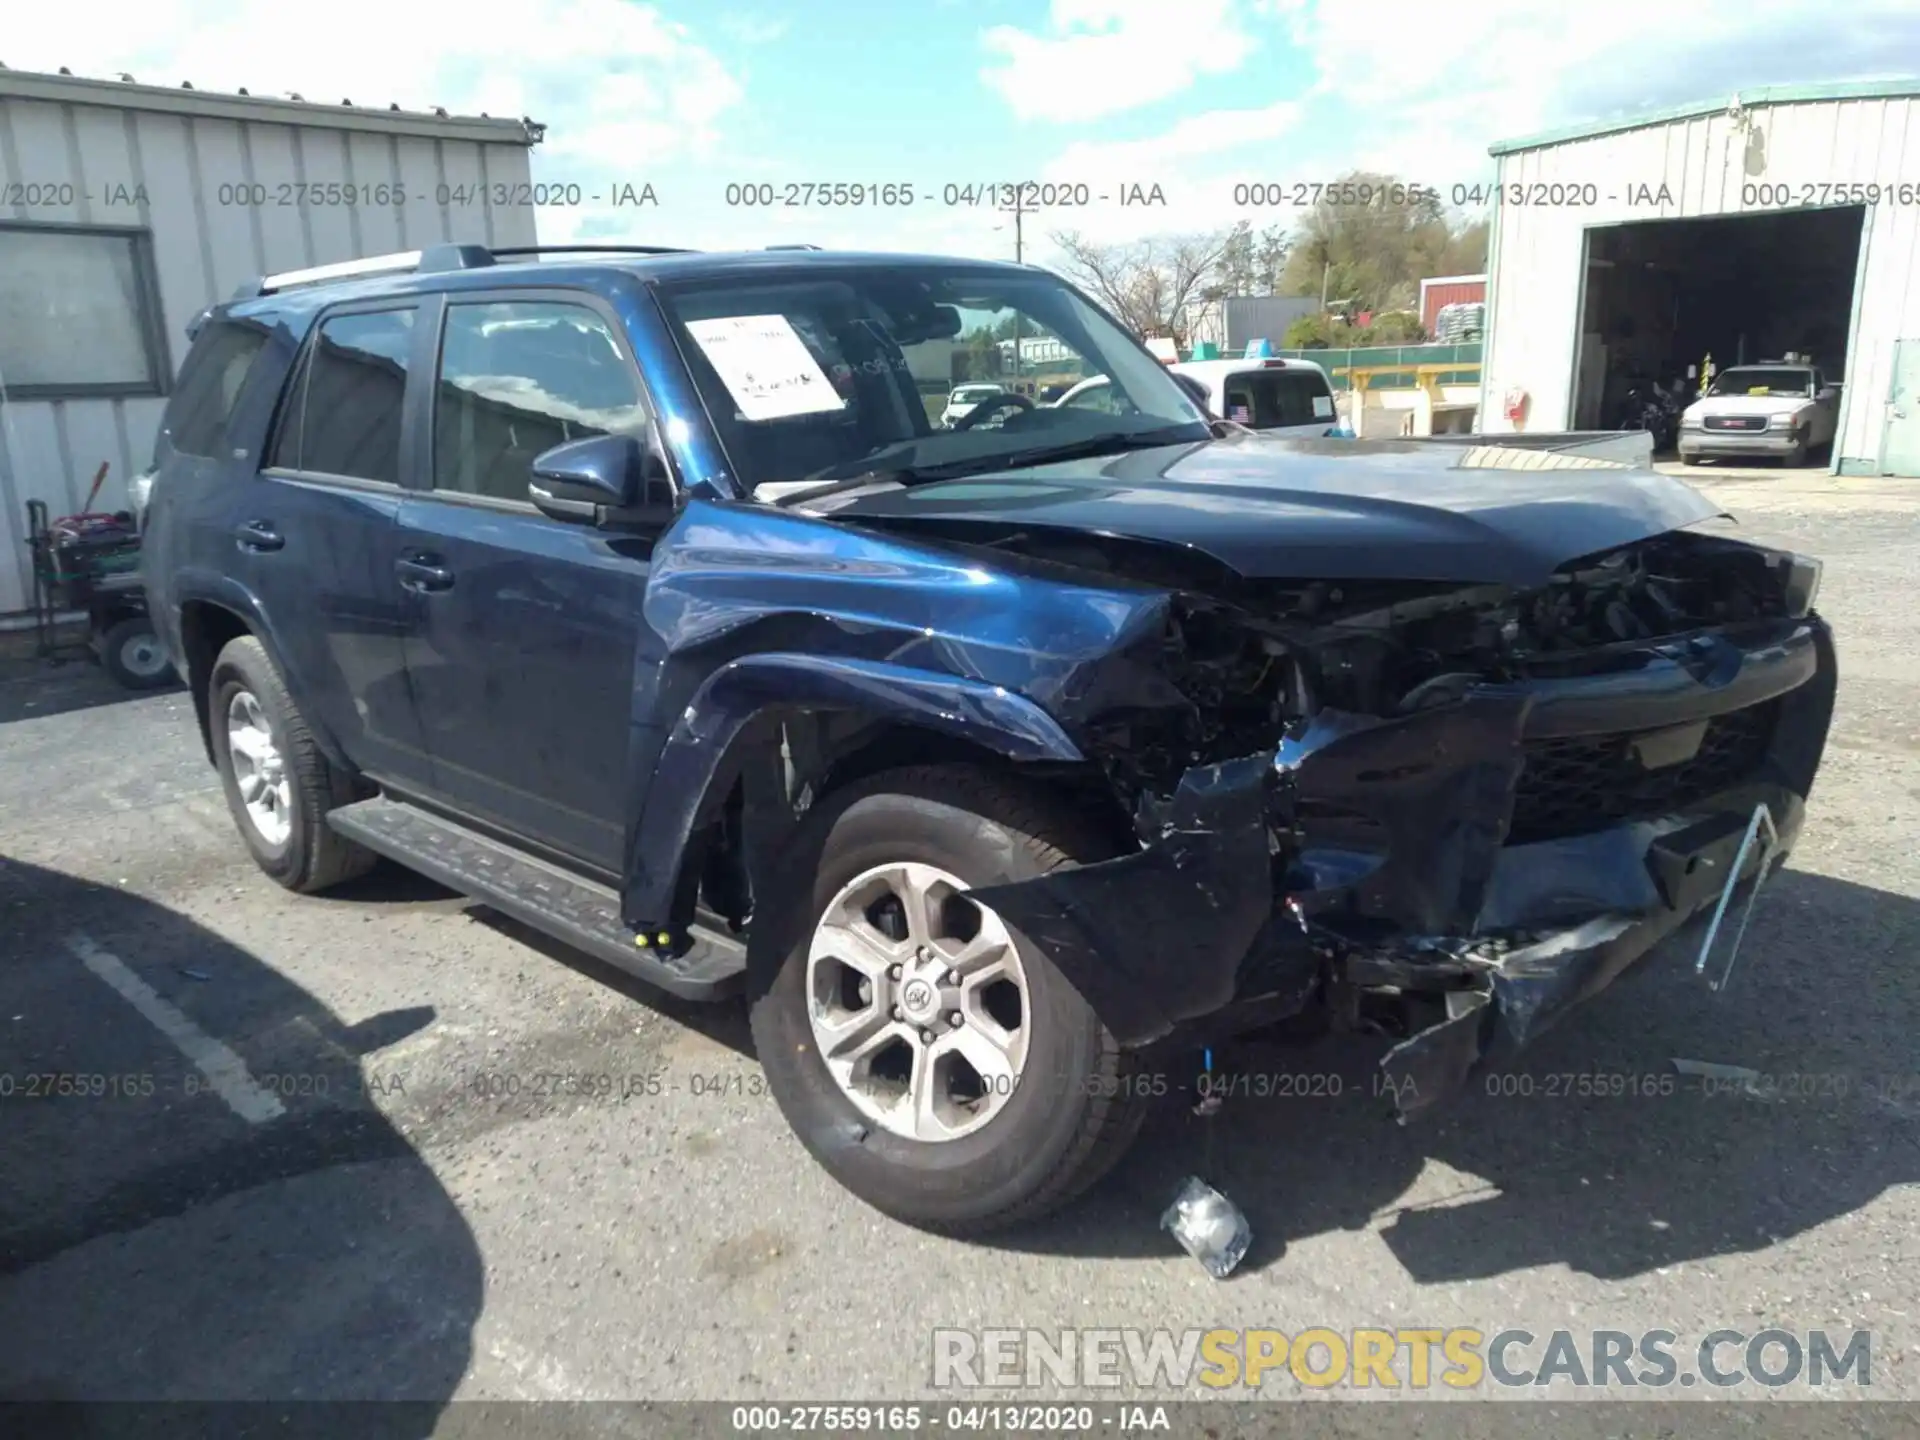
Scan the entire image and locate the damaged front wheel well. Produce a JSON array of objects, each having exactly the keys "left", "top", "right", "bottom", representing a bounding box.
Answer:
[
  {"left": 820, "top": 725, "right": 1122, "bottom": 822},
  {"left": 684, "top": 719, "right": 1139, "bottom": 935}
]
